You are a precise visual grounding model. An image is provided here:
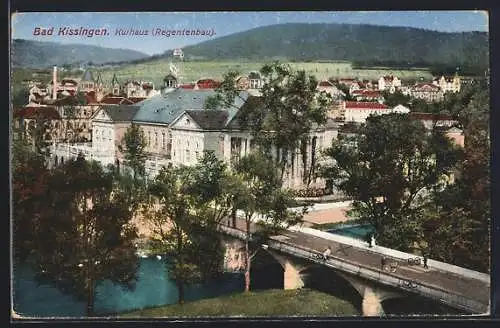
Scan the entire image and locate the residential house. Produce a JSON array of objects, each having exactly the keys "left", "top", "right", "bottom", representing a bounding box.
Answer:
[
  {"left": 432, "top": 75, "right": 461, "bottom": 93},
  {"left": 351, "top": 90, "right": 384, "bottom": 103},
  {"left": 444, "top": 126, "right": 464, "bottom": 148},
  {"left": 410, "top": 83, "right": 444, "bottom": 102},
  {"left": 341, "top": 101, "right": 391, "bottom": 123},
  {"left": 317, "top": 81, "right": 345, "bottom": 101},
  {"left": 13, "top": 105, "right": 61, "bottom": 143},
  {"left": 378, "top": 75, "right": 401, "bottom": 93},
  {"left": 124, "top": 80, "right": 160, "bottom": 98},
  {"left": 248, "top": 71, "right": 264, "bottom": 89}
]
